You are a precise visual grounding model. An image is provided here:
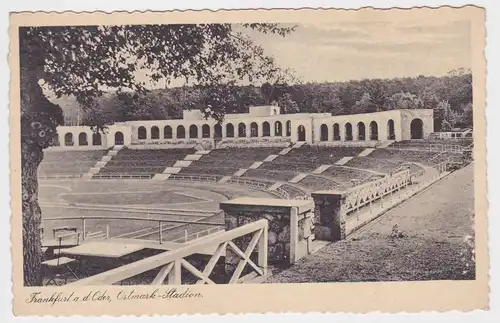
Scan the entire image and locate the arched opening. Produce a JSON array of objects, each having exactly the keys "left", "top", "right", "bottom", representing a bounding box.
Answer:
[
  {"left": 238, "top": 123, "right": 246, "bottom": 137},
  {"left": 202, "top": 124, "right": 211, "bottom": 138},
  {"left": 345, "top": 123, "right": 353, "bottom": 141},
  {"left": 189, "top": 125, "right": 198, "bottom": 138},
  {"left": 286, "top": 120, "right": 291, "bottom": 136},
  {"left": 151, "top": 126, "right": 160, "bottom": 139},
  {"left": 297, "top": 125, "right": 306, "bottom": 142},
  {"left": 369, "top": 121, "right": 378, "bottom": 140},
  {"left": 164, "top": 126, "right": 173, "bottom": 139},
  {"left": 226, "top": 123, "right": 234, "bottom": 138},
  {"left": 333, "top": 123, "right": 340, "bottom": 141},
  {"left": 320, "top": 124, "right": 328, "bottom": 141},
  {"left": 262, "top": 122, "right": 271, "bottom": 137},
  {"left": 250, "top": 122, "right": 258, "bottom": 137},
  {"left": 92, "top": 132, "right": 102, "bottom": 146},
  {"left": 64, "top": 133, "right": 73, "bottom": 146},
  {"left": 114, "top": 132, "right": 124, "bottom": 145},
  {"left": 357, "top": 122, "right": 366, "bottom": 140},
  {"left": 275, "top": 121, "right": 283, "bottom": 136},
  {"left": 78, "top": 132, "right": 88, "bottom": 146},
  {"left": 177, "top": 125, "right": 186, "bottom": 139},
  {"left": 387, "top": 119, "right": 395, "bottom": 140},
  {"left": 214, "top": 124, "right": 222, "bottom": 138},
  {"left": 410, "top": 118, "right": 424, "bottom": 139},
  {"left": 138, "top": 126, "right": 147, "bottom": 140}
]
